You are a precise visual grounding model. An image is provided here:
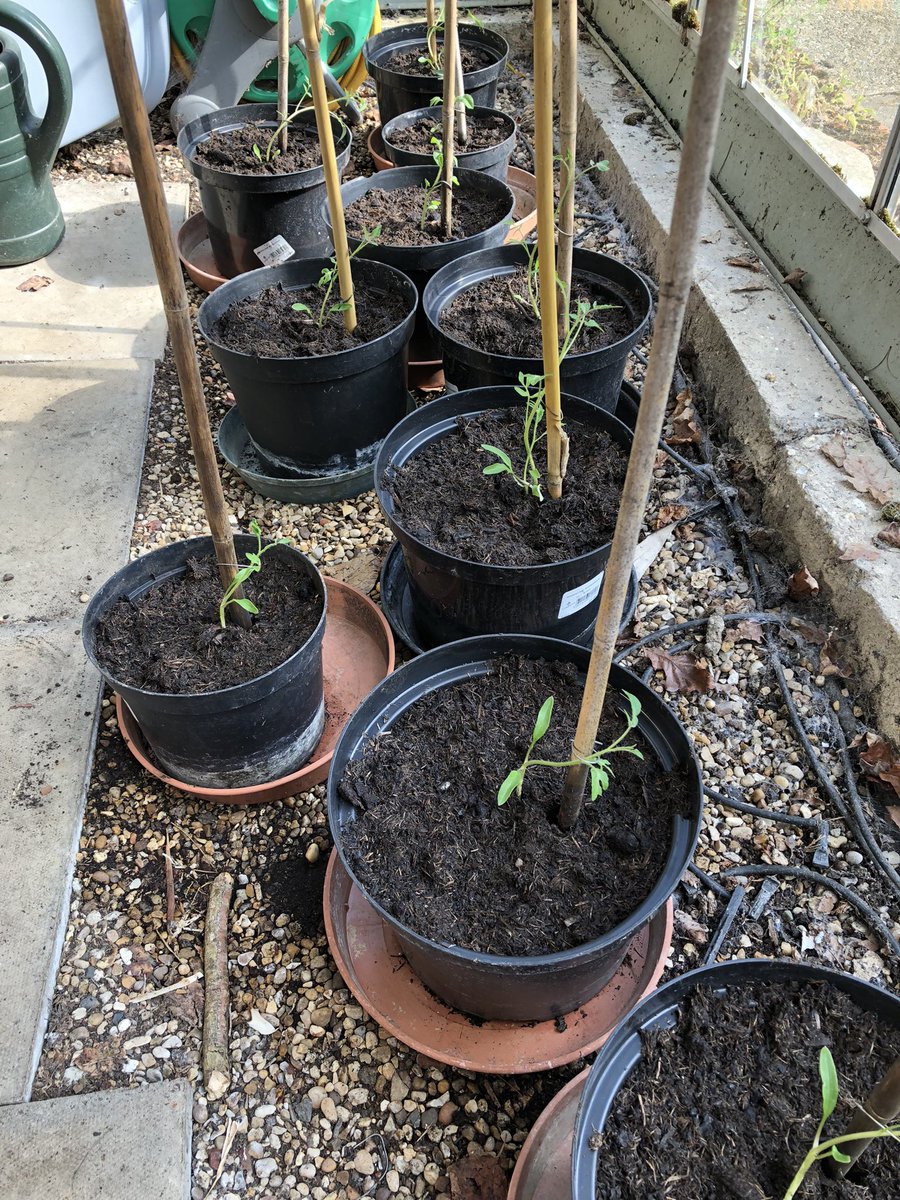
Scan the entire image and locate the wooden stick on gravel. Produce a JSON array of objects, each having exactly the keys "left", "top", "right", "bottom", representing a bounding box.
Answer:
[
  {"left": 202, "top": 872, "right": 234, "bottom": 1090},
  {"left": 277, "top": 0, "right": 290, "bottom": 154},
  {"left": 299, "top": 0, "right": 357, "bottom": 332},
  {"left": 533, "top": 0, "right": 566, "bottom": 499},
  {"left": 94, "top": 0, "right": 250, "bottom": 628},
  {"left": 832, "top": 1056, "right": 900, "bottom": 1176},
  {"left": 557, "top": 0, "right": 578, "bottom": 337},
  {"left": 557, "top": 0, "right": 740, "bottom": 830},
  {"left": 440, "top": 0, "right": 459, "bottom": 237}
]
